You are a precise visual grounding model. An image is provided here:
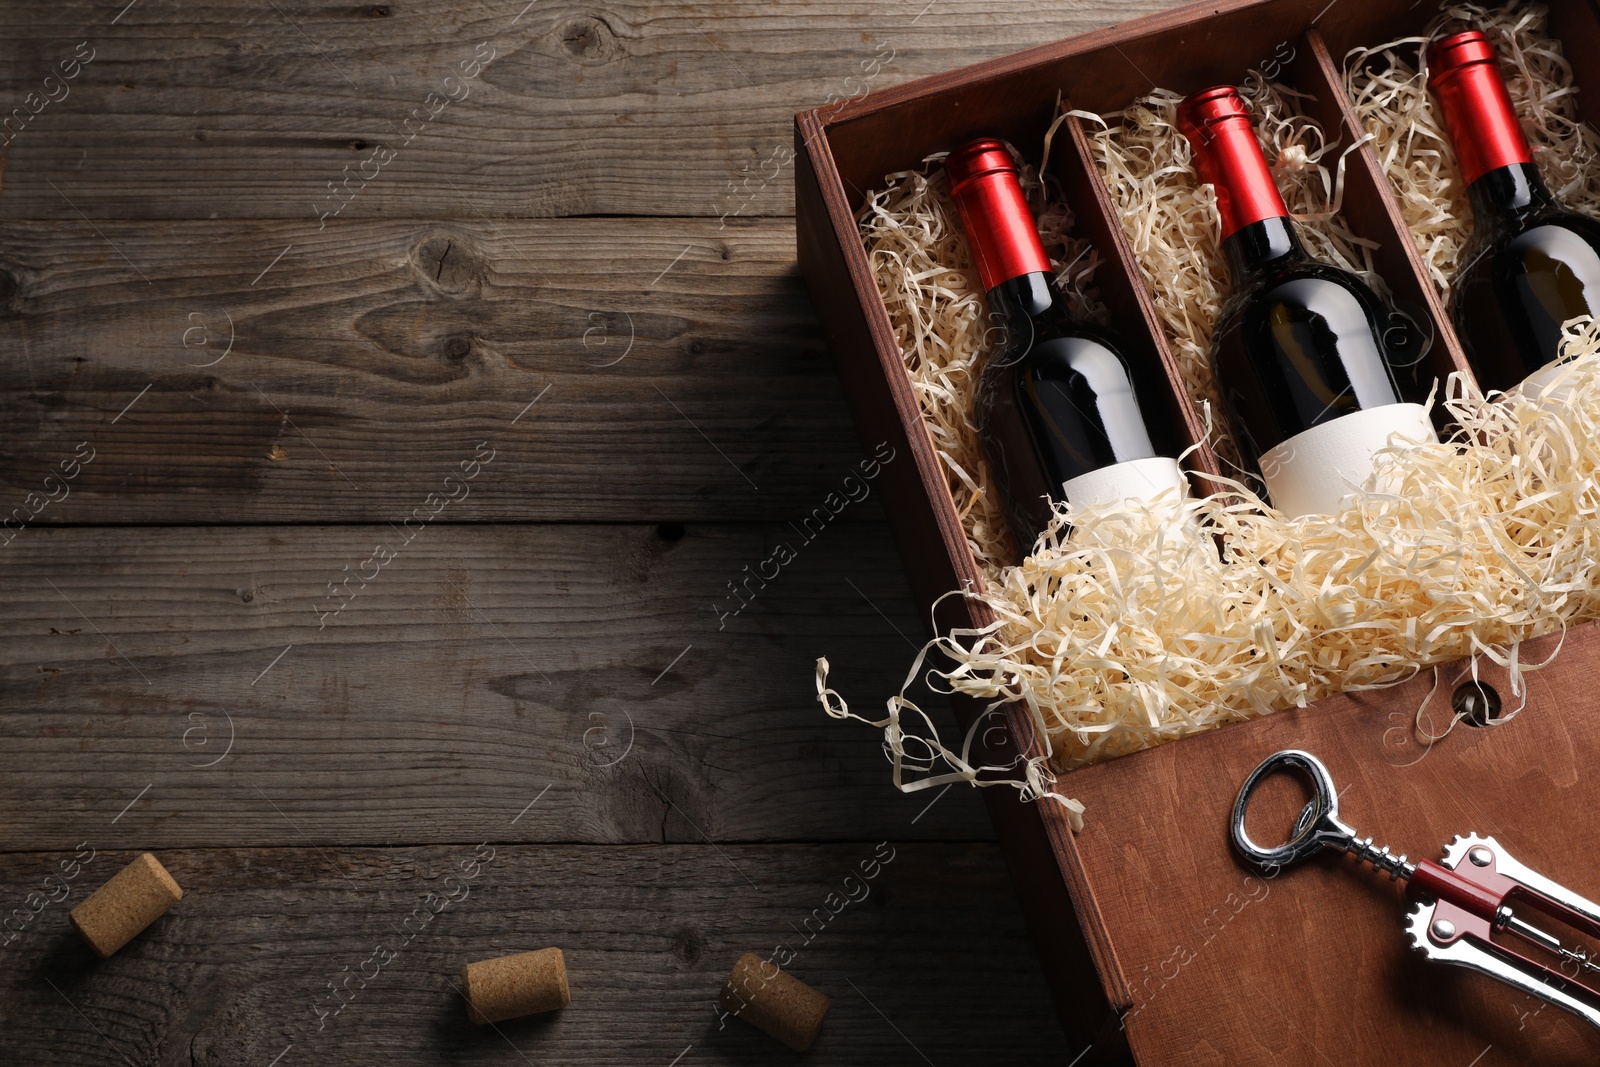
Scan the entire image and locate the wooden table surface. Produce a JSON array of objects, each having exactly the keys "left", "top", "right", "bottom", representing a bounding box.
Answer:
[{"left": 0, "top": 2, "right": 1173, "bottom": 1062}]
